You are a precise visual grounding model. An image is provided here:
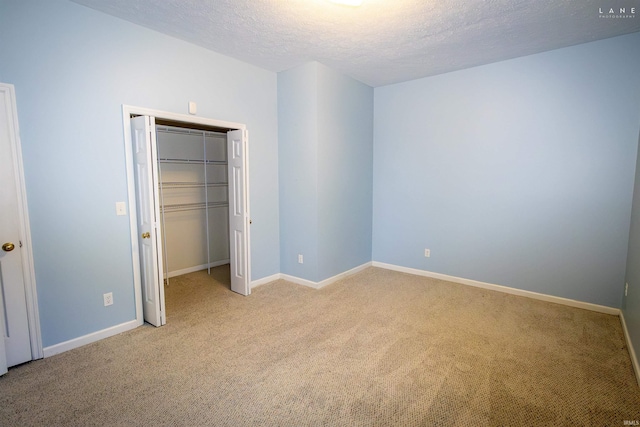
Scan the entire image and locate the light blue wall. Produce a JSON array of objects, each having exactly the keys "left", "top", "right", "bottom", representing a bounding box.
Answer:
[
  {"left": 624, "top": 131, "right": 640, "bottom": 362},
  {"left": 278, "top": 62, "right": 373, "bottom": 282},
  {"left": 278, "top": 63, "right": 320, "bottom": 281},
  {"left": 0, "top": 0, "right": 279, "bottom": 347},
  {"left": 373, "top": 33, "right": 640, "bottom": 308},
  {"left": 317, "top": 64, "right": 373, "bottom": 281}
]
